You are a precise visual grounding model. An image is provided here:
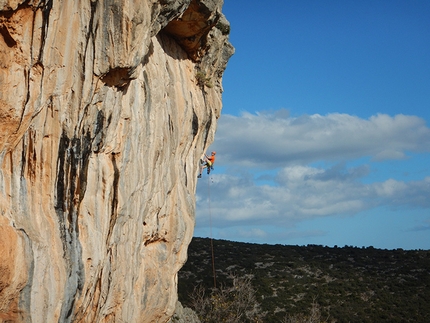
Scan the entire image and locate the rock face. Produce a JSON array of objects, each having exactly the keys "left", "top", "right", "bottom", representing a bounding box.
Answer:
[
  {"left": 167, "top": 301, "right": 201, "bottom": 323},
  {"left": 0, "top": 0, "right": 233, "bottom": 322}
]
